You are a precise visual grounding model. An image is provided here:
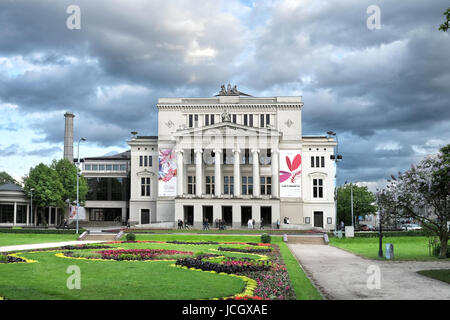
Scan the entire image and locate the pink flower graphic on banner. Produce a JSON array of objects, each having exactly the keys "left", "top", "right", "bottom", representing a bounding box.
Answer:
[{"left": 280, "top": 154, "right": 301, "bottom": 183}]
